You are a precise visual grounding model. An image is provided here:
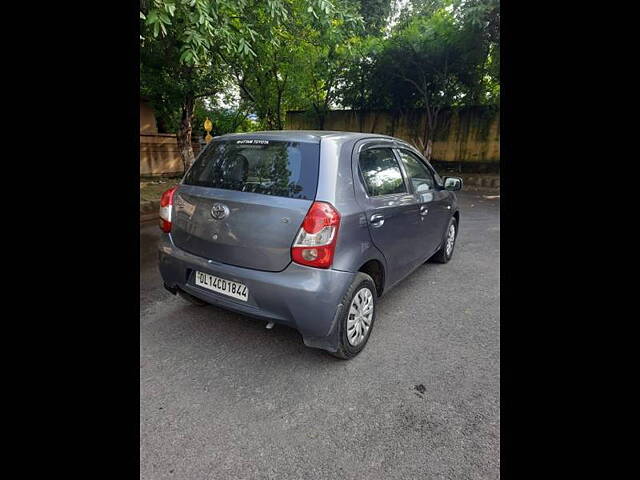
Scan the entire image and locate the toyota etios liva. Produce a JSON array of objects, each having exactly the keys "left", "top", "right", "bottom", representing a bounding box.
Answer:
[{"left": 158, "top": 131, "right": 462, "bottom": 359}]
